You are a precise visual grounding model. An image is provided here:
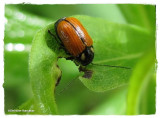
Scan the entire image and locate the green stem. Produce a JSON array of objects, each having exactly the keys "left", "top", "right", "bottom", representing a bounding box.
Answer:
[{"left": 126, "top": 50, "right": 156, "bottom": 115}]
